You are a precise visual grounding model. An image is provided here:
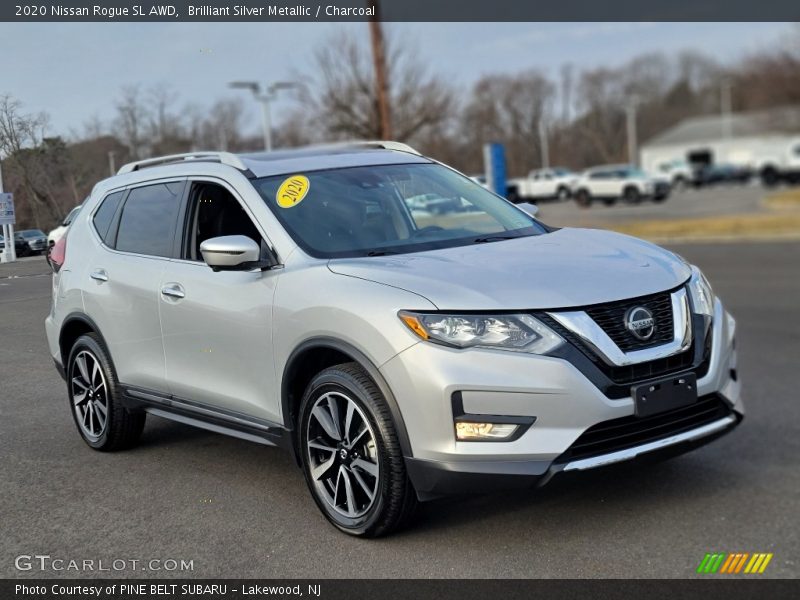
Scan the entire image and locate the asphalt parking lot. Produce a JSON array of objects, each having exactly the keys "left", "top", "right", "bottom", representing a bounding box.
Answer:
[
  {"left": 538, "top": 182, "right": 766, "bottom": 228},
  {"left": 1, "top": 236, "right": 798, "bottom": 579}
]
